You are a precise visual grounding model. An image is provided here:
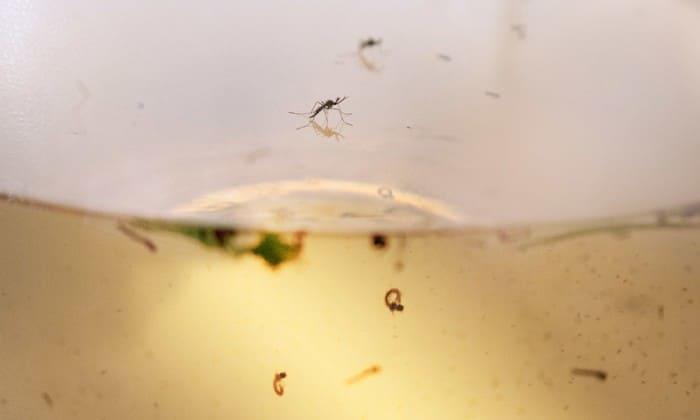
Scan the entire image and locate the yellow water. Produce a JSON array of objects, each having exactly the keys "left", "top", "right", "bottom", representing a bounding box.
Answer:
[{"left": 1, "top": 197, "right": 699, "bottom": 419}]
